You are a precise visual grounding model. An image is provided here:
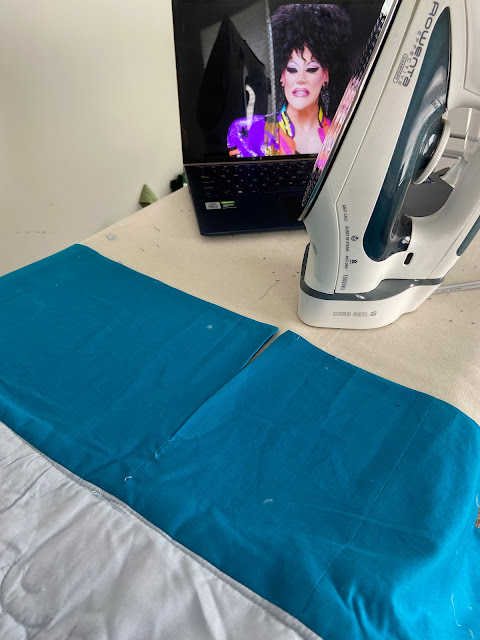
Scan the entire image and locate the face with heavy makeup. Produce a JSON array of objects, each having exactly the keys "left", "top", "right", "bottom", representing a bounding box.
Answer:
[{"left": 280, "top": 46, "right": 329, "bottom": 113}]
